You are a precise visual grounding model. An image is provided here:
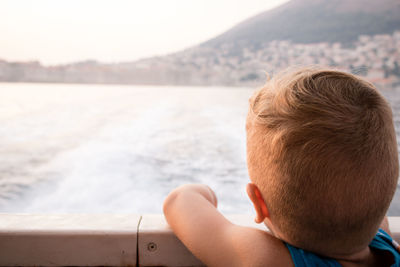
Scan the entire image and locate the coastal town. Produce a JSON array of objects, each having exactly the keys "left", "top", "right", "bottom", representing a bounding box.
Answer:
[
  {"left": 137, "top": 30, "right": 400, "bottom": 87},
  {"left": 0, "top": 31, "right": 399, "bottom": 88}
]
